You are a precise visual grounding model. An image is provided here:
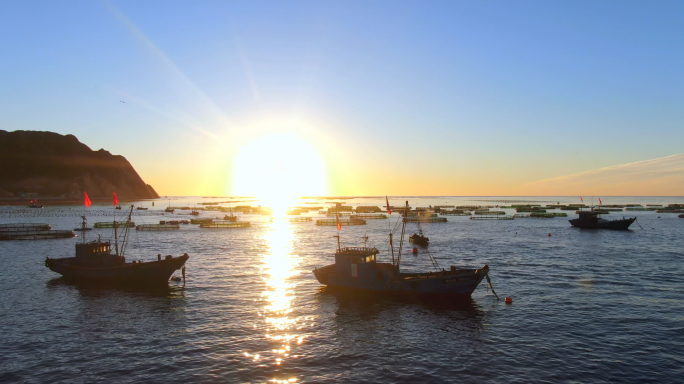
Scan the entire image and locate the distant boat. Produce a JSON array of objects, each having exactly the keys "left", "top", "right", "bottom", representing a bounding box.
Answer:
[
  {"left": 45, "top": 207, "right": 189, "bottom": 284},
  {"left": 27, "top": 200, "right": 43, "bottom": 208},
  {"left": 313, "top": 201, "right": 491, "bottom": 298},
  {"left": 190, "top": 209, "right": 200, "bottom": 216},
  {"left": 115, "top": 205, "right": 122, "bottom": 210},
  {"left": 136, "top": 206, "right": 148, "bottom": 211},
  {"left": 569, "top": 209, "right": 635, "bottom": 230},
  {"left": 409, "top": 230, "right": 429, "bottom": 246}
]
